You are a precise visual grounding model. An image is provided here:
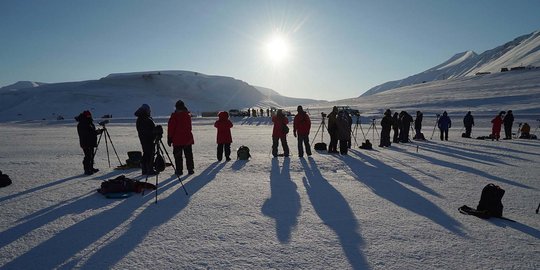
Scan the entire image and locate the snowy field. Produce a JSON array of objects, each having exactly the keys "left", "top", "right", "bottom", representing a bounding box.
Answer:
[{"left": 0, "top": 117, "right": 539, "bottom": 269}]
